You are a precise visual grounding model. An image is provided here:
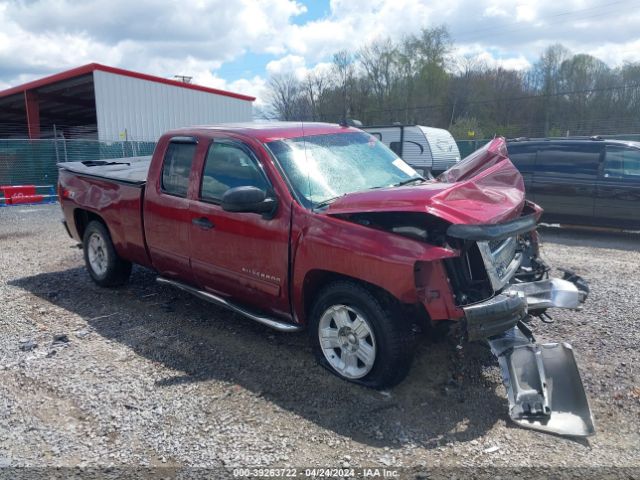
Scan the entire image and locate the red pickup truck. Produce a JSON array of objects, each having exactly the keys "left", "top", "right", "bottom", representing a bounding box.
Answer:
[{"left": 58, "top": 123, "right": 594, "bottom": 436}]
